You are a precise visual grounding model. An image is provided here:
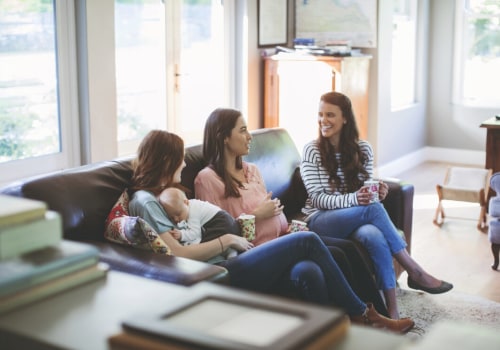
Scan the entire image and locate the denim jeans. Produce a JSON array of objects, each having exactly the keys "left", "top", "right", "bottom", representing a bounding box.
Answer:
[
  {"left": 307, "top": 202, "right": 407, "bottom": 290},
  {"left": 220, "top": 231, "right": 366, "bottom": 316}
]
